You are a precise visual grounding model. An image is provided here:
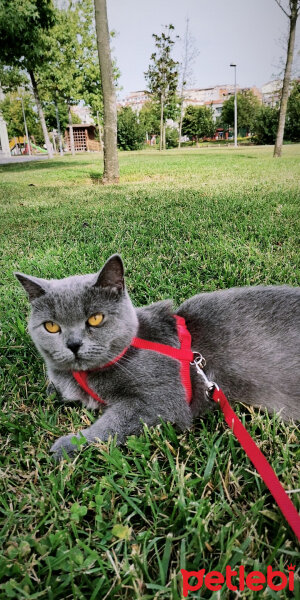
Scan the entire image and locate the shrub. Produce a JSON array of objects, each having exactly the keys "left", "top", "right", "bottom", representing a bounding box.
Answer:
[
  {"left": 253, "top": 106, "right": 279, "bottom": 144},
  {"left": 165, "top": 127, "right": 178, "bottom": 148},
  {"left": 117, "top": 107, "right": 145, "bottom": 150}
]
